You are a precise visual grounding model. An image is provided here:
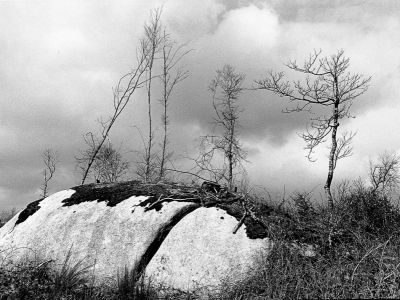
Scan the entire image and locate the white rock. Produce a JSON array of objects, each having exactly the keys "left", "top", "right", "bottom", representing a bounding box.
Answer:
[
  {"left": 147, "top": 207, "right": 271, "bottom": 292},
  {"left": 0, "top": 183, "right": 271, "bottom": 292}
]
